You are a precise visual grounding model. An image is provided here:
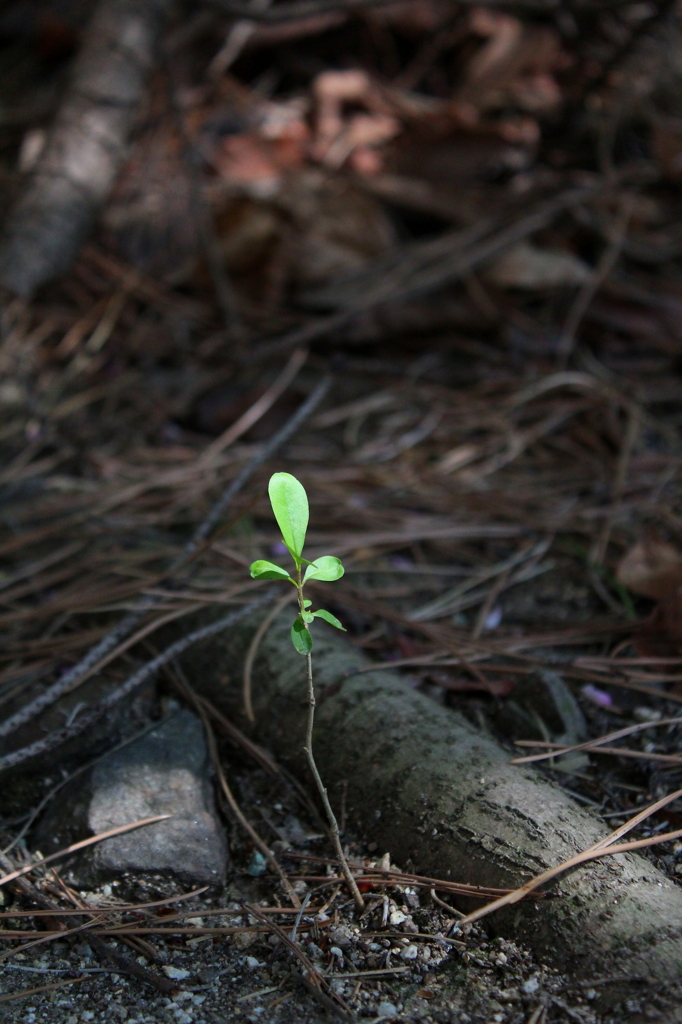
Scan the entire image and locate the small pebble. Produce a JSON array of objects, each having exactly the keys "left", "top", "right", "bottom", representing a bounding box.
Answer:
[
  {"left": 400, "top": 945, "right": 419, "bottom": 960},
  {"left": 198, "top": 969, "right": 218, "bottom": 984},
  {"left": 389, "top": 910, "right": 406, "bottom": 926},
  {"left": 247, "top": 851, "right": 267, "bottom": 877},
  {"left": 633, "top": 706, "right": 662, "bottom": 723},
  {"left": 377, "top": 1002, "right": 399, "bottom": 1020},
  {"left": 484, "top": 605, "right": 503, "bottom": 630},
  {"left": 163, "top": 966, "right": 191, "bottom": 980},
  {"left": 245, "top": 956, "right": 261, "bottom": 969},
  {"left": 329, "top": 925, "right": 352, "bottom": 948},
  {"left": 522, "top": 975, "right": 540, "bottom": 994}
]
